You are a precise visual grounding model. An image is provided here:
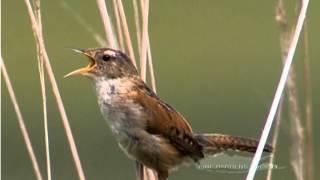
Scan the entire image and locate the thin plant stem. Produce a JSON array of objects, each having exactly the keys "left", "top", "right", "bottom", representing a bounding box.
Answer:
[
  {"left": 276, "top": 1, "right": 305, "bottom": 179},
  {"left": 140, "top": 0, "right": 149, "bottom": 81},
  {"left": 134, "top": 0, "right": 156, "bottom": 92},
  {"left": 288, "top": 71, "right": 304, "bottom": 180},
  {"left": 33, "top": 0, "right": 52, "bottom": 179},
  {"left": 137, "top": 0, "right": 157, "bottom": 179},
  {"left": 245, "top": 0, "right": 309, "bottom": 179},
  {"left": 1, "top": 59, "right": 43, "bottom": 180},
  {"left": 147, "top": 40, "right": 156, "bottom": 93},
  {"left": 266, "top": 98, "right": 283, "bottom": 180},
  {"left": 144, "top": 168, "right": 156, "bottom": 180},
  {"left": 96, "top": 0, "right": 116, "bottom": 48},
  {"left": 39, "top": 59, "right": 52, "bottom": 180},
  {"left": 61, "top": 2, "right": 105, "bottom": 47},
  {"left": 112, "top": 0, "right": 125, "bottom": 51},
  {"left": 115, "top": 0, "right": 137, "bottom": 67},
  {"left": 133, "top": 0, "right": 142, "bottom": 58},
  {"left": 23, "top": 0, "right": 86, "bottom": 179},
  {"left": 302, "top": 19, "right": 314, "bottom": 180}
]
